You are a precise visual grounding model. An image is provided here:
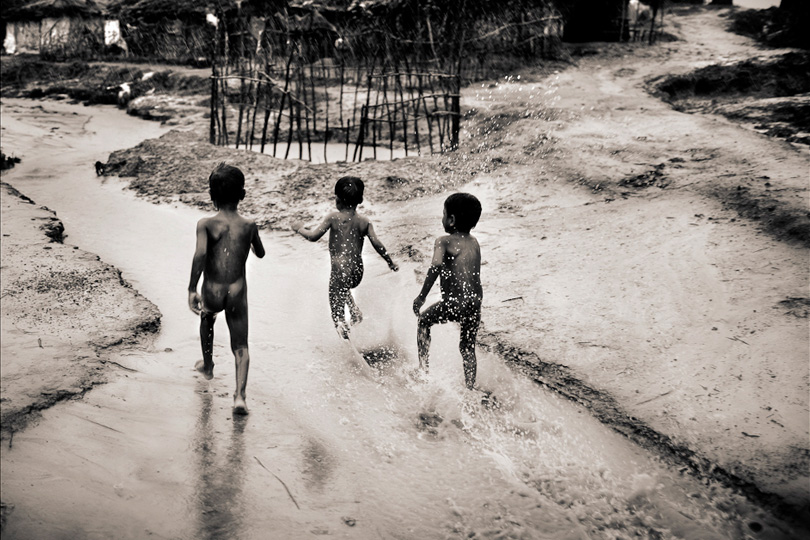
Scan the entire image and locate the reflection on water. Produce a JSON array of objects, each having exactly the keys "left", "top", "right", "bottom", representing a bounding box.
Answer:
[
  {"left": 193, "top": 386, "right": 247, "bottom": 540},
  {"left": 301, "top": 438, "right": 334, "bottom": 492}
]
